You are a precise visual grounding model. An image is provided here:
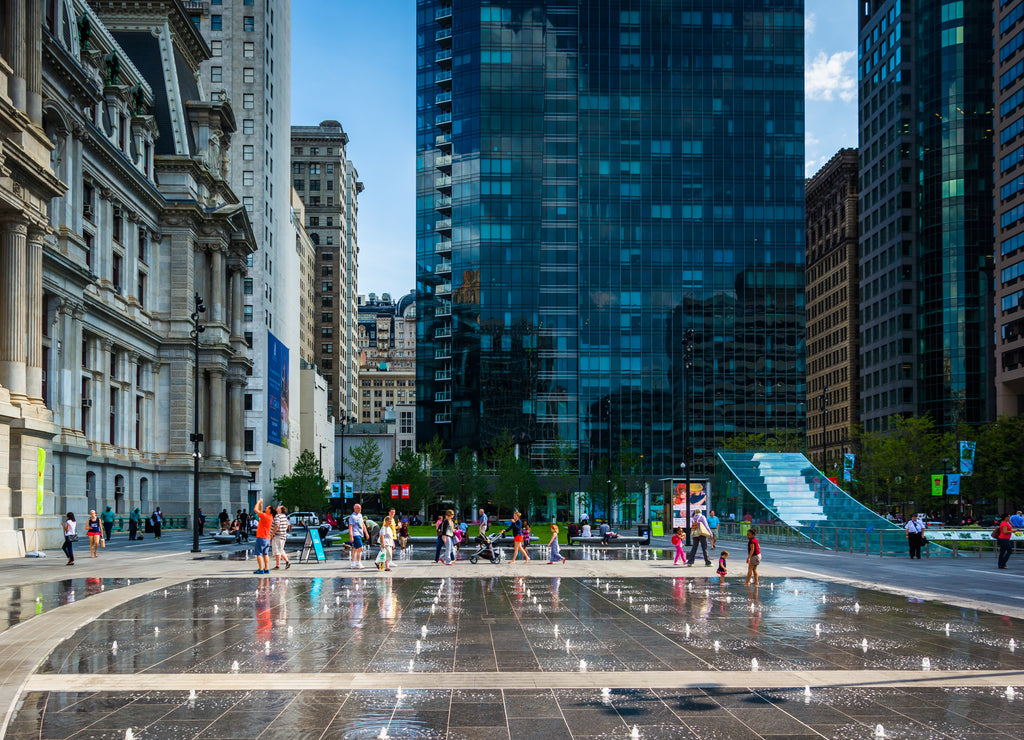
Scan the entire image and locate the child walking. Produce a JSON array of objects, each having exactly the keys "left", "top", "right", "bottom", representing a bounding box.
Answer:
[
  {"left": 379, "top": 516, "right": 395, "bottom": 571},
  {"left": 716, "top": 550, "right": 729, "bottom": 577},
  {"left": 744, "top": 528, "right": 761, "bottom": 585},
  {"left": 671, "top": 527, "right": 688, "bottom": 565},
  {"left": 547, "top": 524, "right": 566, "bottom": 564}
]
